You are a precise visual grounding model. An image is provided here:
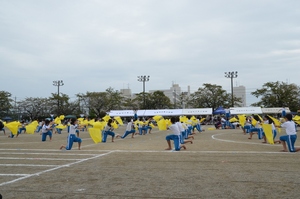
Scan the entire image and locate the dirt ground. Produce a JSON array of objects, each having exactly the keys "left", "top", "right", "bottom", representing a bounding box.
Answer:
[{"left": 0, "top": 125, "right": 300, "bottom": 199}]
